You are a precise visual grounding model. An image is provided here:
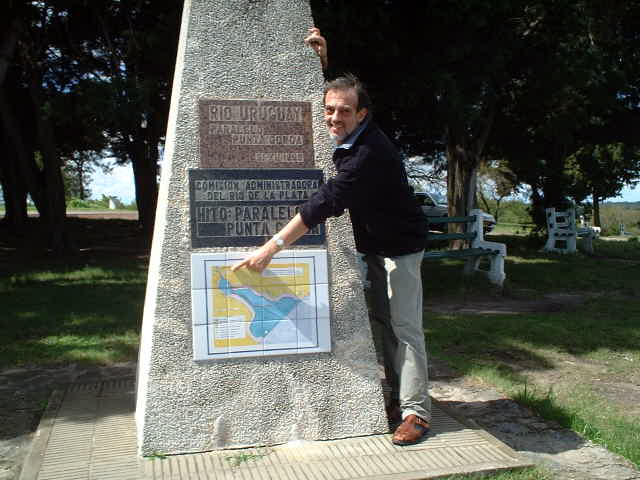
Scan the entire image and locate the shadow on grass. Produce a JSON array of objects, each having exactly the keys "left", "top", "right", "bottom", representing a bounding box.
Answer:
[{"left": 0, "top": 264, "right": 146, "bottom": 368}]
